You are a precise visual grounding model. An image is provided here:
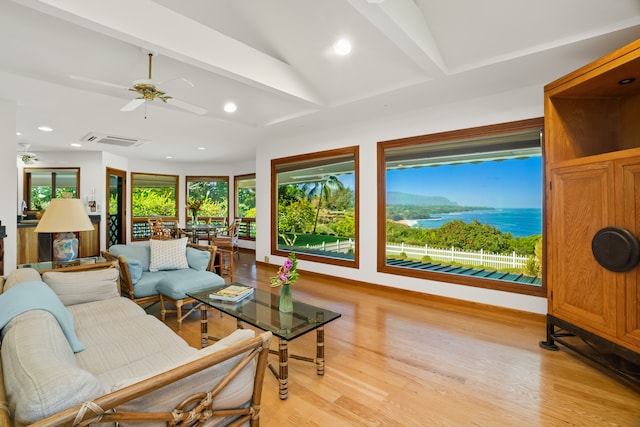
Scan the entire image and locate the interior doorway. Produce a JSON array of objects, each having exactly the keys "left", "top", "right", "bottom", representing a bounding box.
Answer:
[{"left": 106, "top": 167, "right": 127, "bottom": 247}]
